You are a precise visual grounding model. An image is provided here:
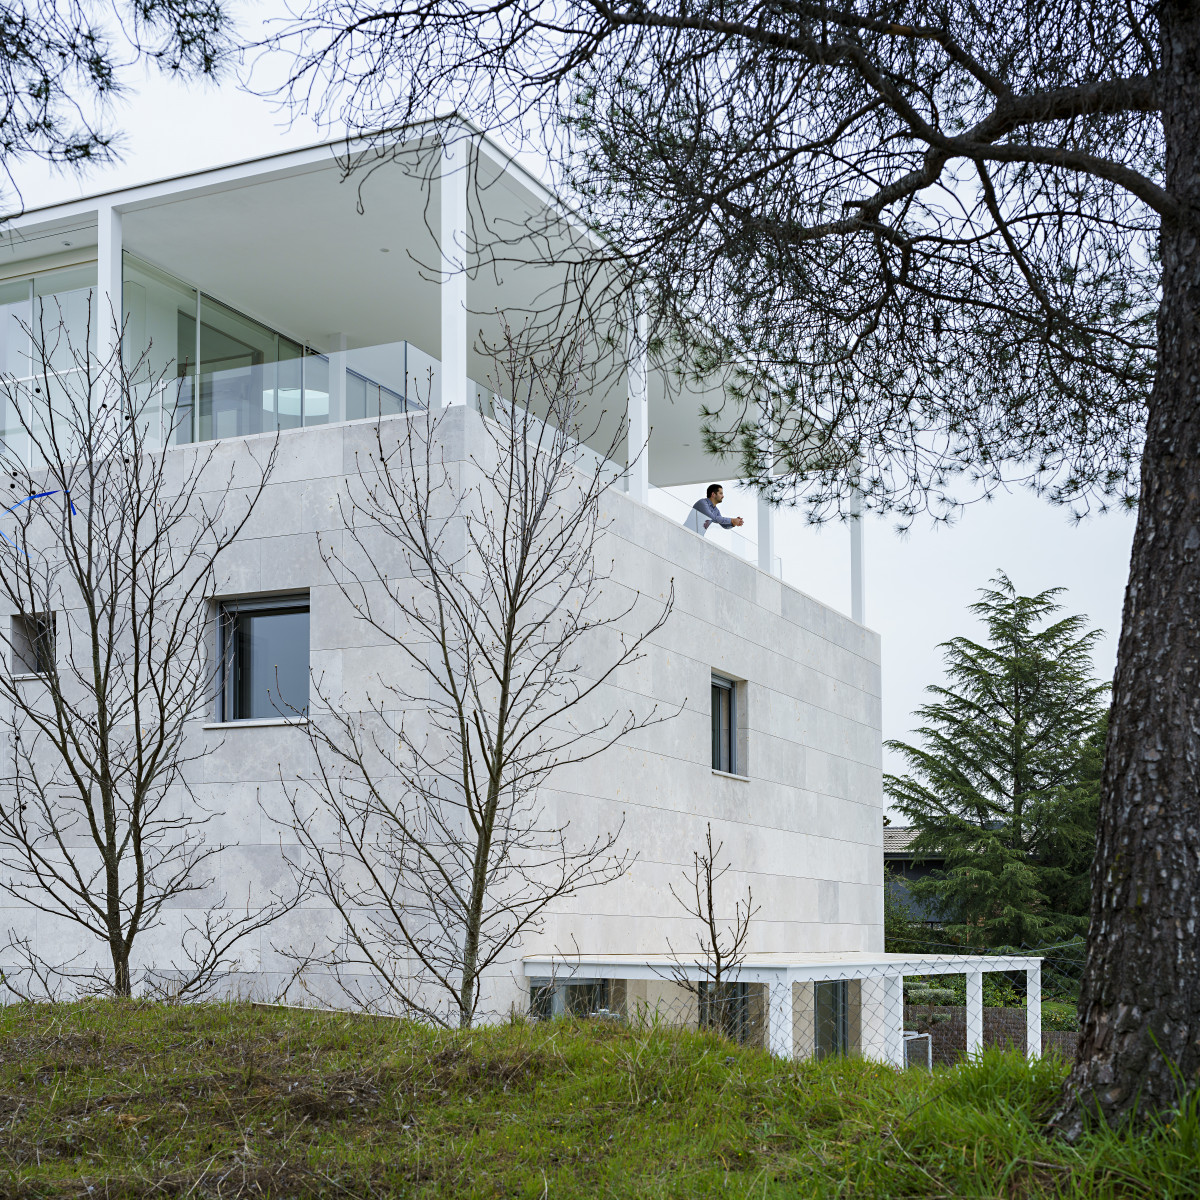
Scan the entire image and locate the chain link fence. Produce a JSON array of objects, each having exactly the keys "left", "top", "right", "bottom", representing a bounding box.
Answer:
[{"left": 525, "top": 951, "right": 1047, "bottom": 1068}]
